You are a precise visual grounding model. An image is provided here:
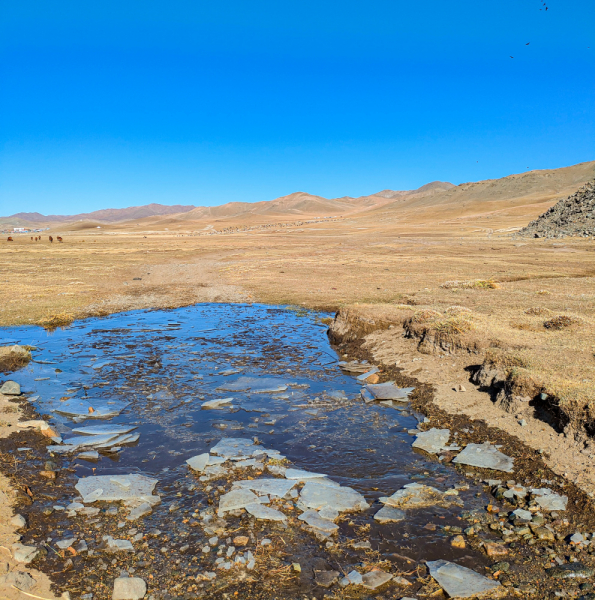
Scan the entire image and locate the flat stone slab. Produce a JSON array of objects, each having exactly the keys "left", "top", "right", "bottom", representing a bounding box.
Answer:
[
  {"left": 76, "top": 474, "right": 158, "bottom": 503},
  {"left": 382, "top": 483, "right": 456, "bottom": 509},
  {"left": 530, "top": 488, "right": 568, "bottom": 511},
  {"left": 210, "top": 438, "right": 261, "bottom": 459},
  {"left": 362, "top": 570, "right": 393, "bottom": 590},
  {"left": 233, "top": 478, "right": 296, "bottom": 498},
  {"left": 285, "top": 468, "right": 328, "bottom": 480},
  {"left": 299, "top": 482, "right": 369, "bottom": 512},
  {"left": 365, "top": 383, "right": 415, "bottom": 400},
  {"left": 218, "top": 488, "right": 259, "bottom": 515},
  {"left": 374, "top": 506, "right": 406, "bottom": 523},
  {"left": 427, "top": 560, "right": 501, "bottom": 598},
  {"left": 452, "top": 442, "right": 514, "bottom": 473},
  {"left": 412, "top": 428, "right": 451, "bottom": 454},
  {"left": 298, "top": 510, "right": 339, "bottom": 534},
  {"left": 201, "top": 398, "right": 234, "bottom": 409},
  {"left": 72, "top": 425, "right": 137, "bottom": 436},
  {"left": 217, "top": 377, "right": 290, "bottom": 393},
  {"left": 245, "top": 503, "right": 287, "bottom": 522}
]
